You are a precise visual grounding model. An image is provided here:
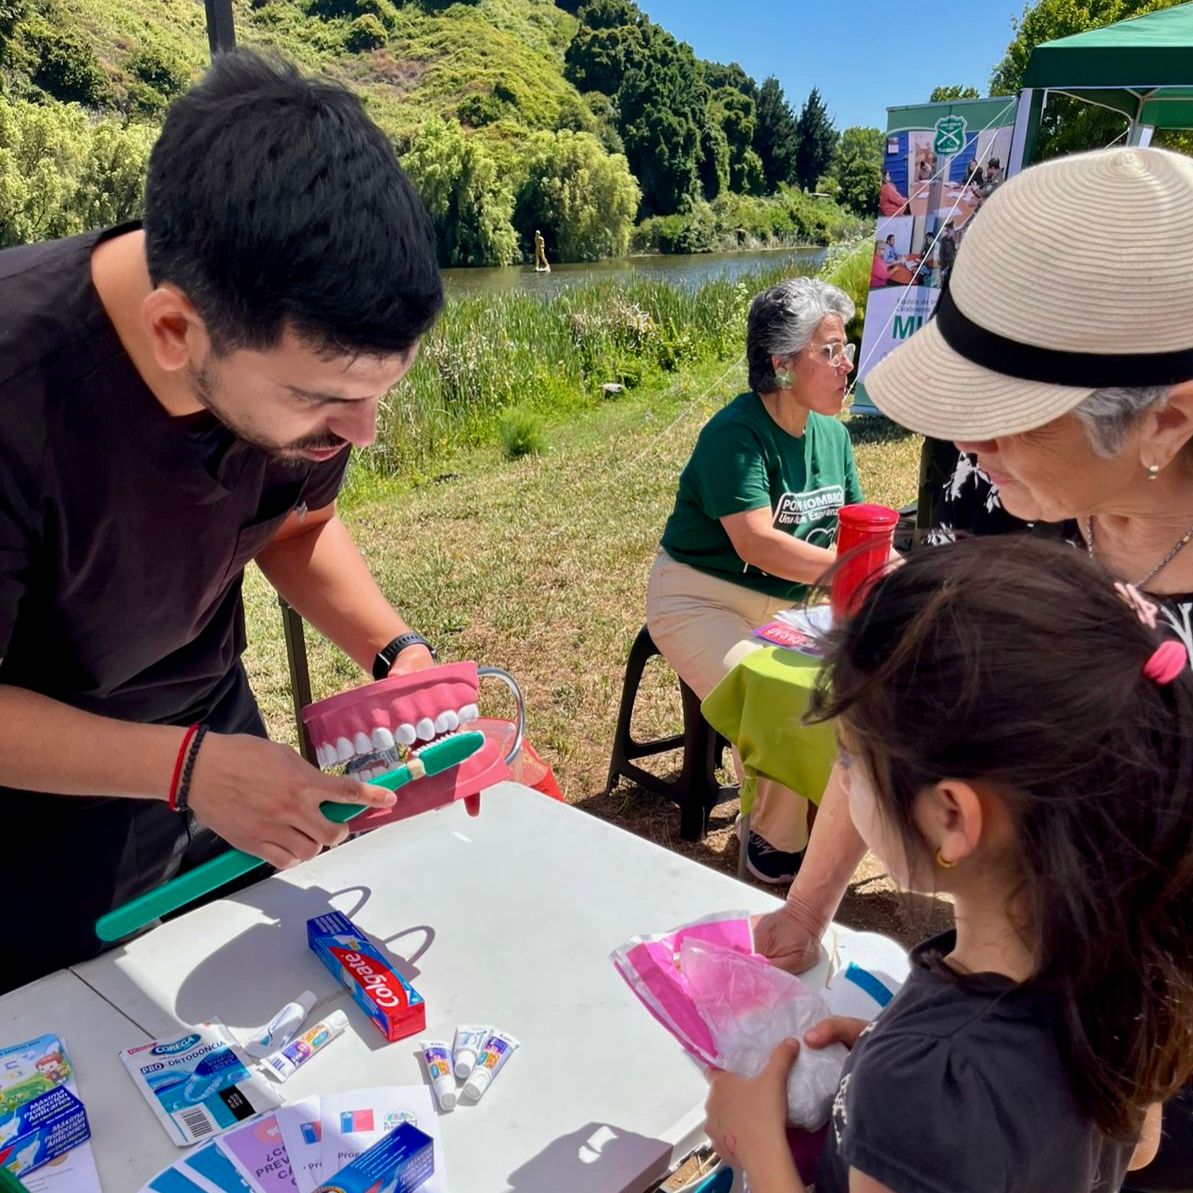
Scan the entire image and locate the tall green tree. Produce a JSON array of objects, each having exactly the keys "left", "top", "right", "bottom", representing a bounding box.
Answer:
[
  {"left": 929, "top": 85, "right": 979, "bottom": 102},
  {"left": 618, "top": 27, "right": 706, "bottom": 215},
  {"left": 0, "top": 97, "right": 154, "bottom": 247},
  {"left": 698, "top": 115, "right": 729, "bottom": 200},
  {"left": 990, "top": 0, "right": 1189, "bottom": 159},
  {"left": 565, "top": 1, "right": 706, "bottom": 214},
  {"left": 753, "top": 75, "right": 798, "bottom": 191},
  {"left": 824, "top": 125, "right": 883, "bottom": 214},
  {"left": 0, "top": 0, "right": 29, "bottom": 67},
  {"left": 401, "top": 117, "right": 518, "bottom": 267},
  {"left": 794, "top": 86, "right": 836, "bottom": 192},
  {"left": 702, "top": 60, "right": 756, "bottom": 100},
  {"left": 514, "top": 128, "right": 640, "bottom": 260},
  {"left": 711, "top": 85, "right": 764, "bottom": 194},
  {"left": 563, "top": 1, "right": 646, "bottom": 95}
]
